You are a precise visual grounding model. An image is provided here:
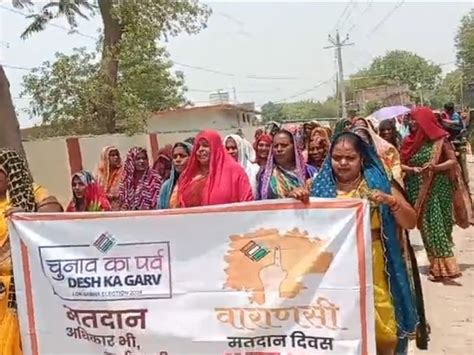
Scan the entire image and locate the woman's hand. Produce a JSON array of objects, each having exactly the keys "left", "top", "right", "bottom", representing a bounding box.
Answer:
[
  {"left": 289, "top": 187, "right": 310, "bottom": 204},
  {"left": 4, "top": 207, "right": 25, "bottom": 217},
  {"left": 403, "top": 165, "right": 422, "bottom": 175},
  {"left": 368, "top": 190, "right": 396, "bottom": 207}
]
